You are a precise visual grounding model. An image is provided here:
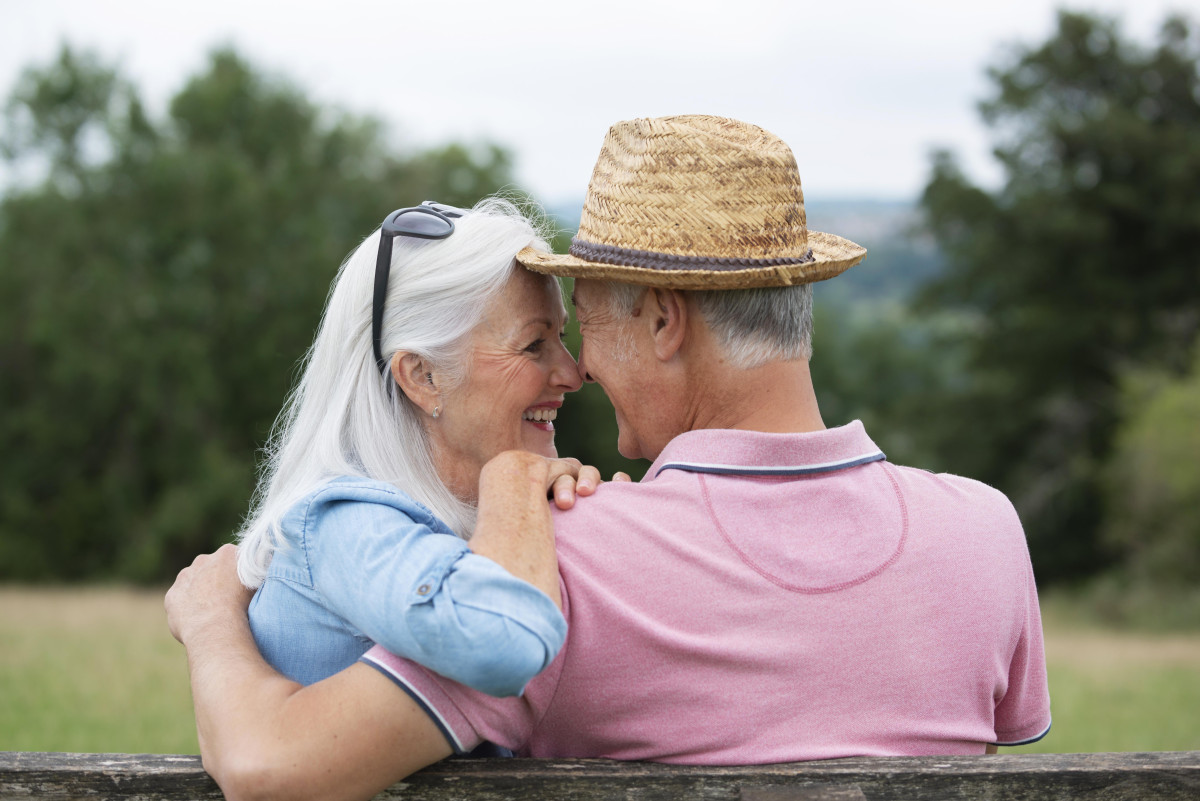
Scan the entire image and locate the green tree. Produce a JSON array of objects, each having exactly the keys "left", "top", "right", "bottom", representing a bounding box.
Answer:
[
  {"left": 0, "top": 46, "right": 519, "bottom": 581},
  {"left": 918, "top": 11, "right": 1200, "bottom": 582},
  {"left": 1103, "top": 350, "right": 1200, "bottom": 587},
  {"left": 810, "top": 299, "right": 972, "bottom": 472}
]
